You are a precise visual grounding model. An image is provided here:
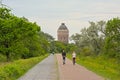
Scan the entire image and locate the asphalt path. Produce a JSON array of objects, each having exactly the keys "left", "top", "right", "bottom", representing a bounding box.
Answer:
[
  {"left": 18, "top": 54, "right": 58, "bottom": 80},
  {"left": 18, "top": 54, "right": 104, "bottom": 80}
]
